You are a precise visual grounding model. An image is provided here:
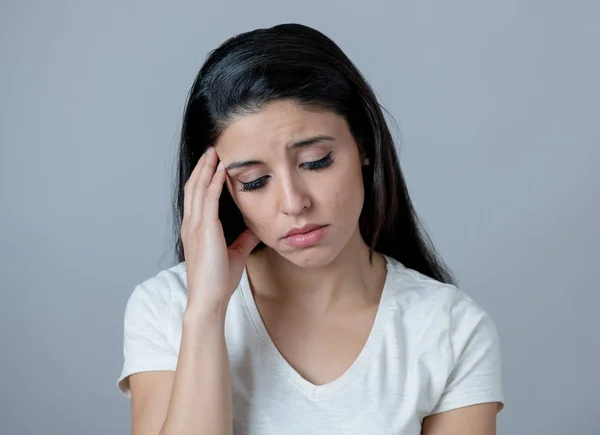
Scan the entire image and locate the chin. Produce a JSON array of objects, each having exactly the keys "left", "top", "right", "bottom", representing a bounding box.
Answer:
[{"left": 268, "top": 243, "right": 340, "bottom": 269}]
